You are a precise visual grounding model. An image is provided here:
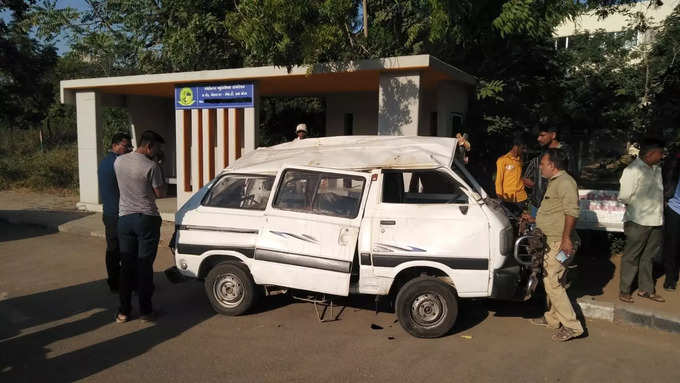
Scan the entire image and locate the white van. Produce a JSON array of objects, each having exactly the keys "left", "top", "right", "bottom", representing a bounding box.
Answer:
[{"left": 171, "top": 136, "right": 539, "bottom": 338}]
